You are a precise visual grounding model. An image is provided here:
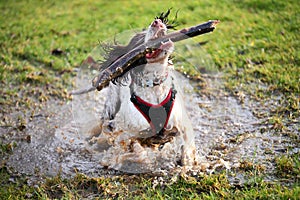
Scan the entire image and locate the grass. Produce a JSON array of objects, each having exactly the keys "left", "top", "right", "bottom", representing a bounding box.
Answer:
[
  {"left": 1, "top": 167, "right": 299, "bottom": 199},
  {"left": 275, "top": 152, "right": 300, "bottom": 180},
  {"left": 0, "top": 0, "right": 299, "bottom": 199}
]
